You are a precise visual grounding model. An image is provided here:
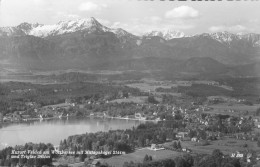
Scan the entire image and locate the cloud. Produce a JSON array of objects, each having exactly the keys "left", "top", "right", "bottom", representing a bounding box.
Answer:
[
  {"left": 111, "top": 22, "right": 127, "bottom": 28},
  {"left": 249, "top": 19, "right": 259, "bottom": 24},
  {"left": 96, "top": 18, "right": 110, "bottom": 26},
  {"left": 78, "top": 2, "right": 101, "bottom": 12},
  {"left": 100, "top": 3, "right": 107, "bottom": 8},
  {"left": 66, "top": 14, "right": 80, "bottom": 19},
  {"left": 53, "top": 12, "right": 80, "bottom": 21},
  {"left": 145, "top": 16, "right": 162, "bottom": 24},
  {"left": 165, "top": 6, "right": 199, "bottom": 19},
  {"left": 32, "top": 0, "right": 45, "bottom": 5},
  {"left": 209, "top": 25, "right": 247, "bottom": 33}
]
